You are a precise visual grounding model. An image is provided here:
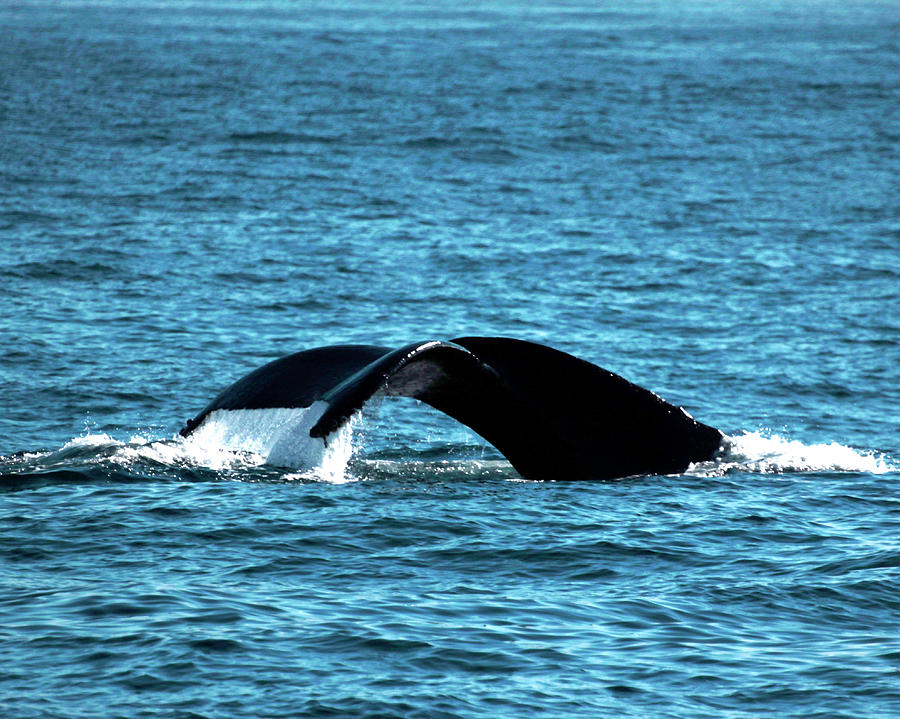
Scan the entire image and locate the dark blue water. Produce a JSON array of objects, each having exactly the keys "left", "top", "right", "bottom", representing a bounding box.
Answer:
[{"left": 2, "top": 1, "right": 899, "bottom": 716}]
